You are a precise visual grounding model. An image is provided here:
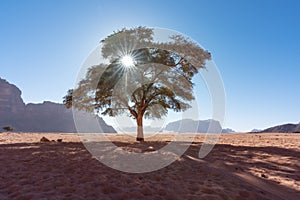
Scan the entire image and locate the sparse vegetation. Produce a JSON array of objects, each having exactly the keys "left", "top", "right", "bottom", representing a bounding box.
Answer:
[{"left": 3, "top": 126, "right": 13, "bottom": 132}]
